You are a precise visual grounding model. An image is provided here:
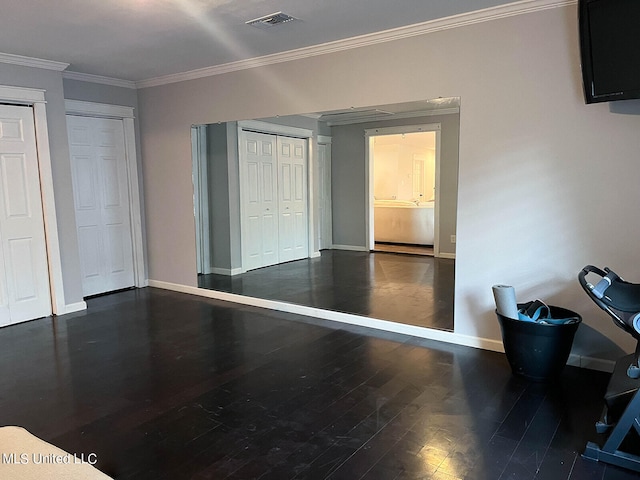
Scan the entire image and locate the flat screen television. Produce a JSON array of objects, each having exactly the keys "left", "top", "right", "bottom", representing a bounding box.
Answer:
[{"left": 579, "top": 0, "right": 640, "bottom": 104}]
